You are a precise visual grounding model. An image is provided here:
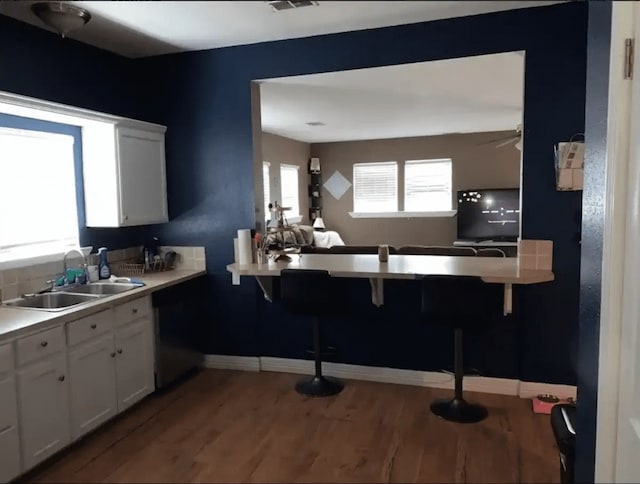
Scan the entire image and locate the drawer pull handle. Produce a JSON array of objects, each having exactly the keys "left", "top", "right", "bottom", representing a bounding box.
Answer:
[
  {"left": 117, "top": 348, "right": 123, "bottom": 354},
  {"left": 58, "top": 375, "right": 65, "bottom": 382},
  {"left": 0, "top": 425, "right": 11, "bottom": 434},
  {"left": 110, "top": 352, "right": 116, "bottom": 358},
  {"left": 40, "top": 341, "right": 48, "bottom": 347},
  {"left": 90, "top": 323, "right": 97, "bottom": 329},
  {"left": 132, "top": 308, "right": 138, "bottom": 314}
]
